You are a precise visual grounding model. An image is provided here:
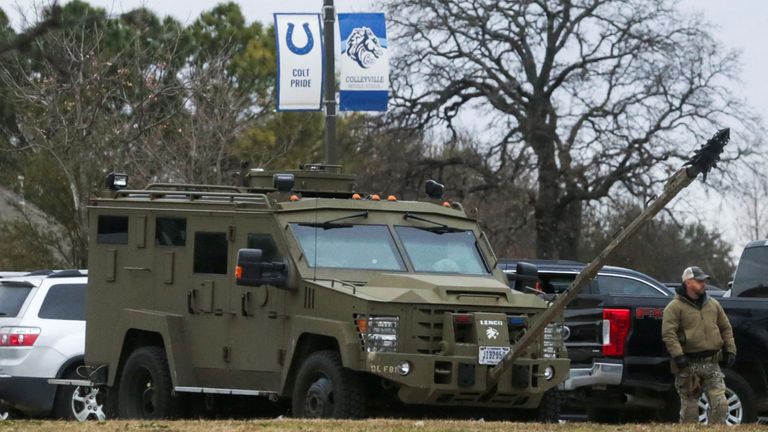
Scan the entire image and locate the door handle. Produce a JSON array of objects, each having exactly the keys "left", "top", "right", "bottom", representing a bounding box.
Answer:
[
  {"left": 241, "top": 292, "right": 252, "bottom": 316},
  {"left": 187, "top": 290, "right": 196, "bottom": 314},
  {"left": 124, "top": 267, "right": 151, "bottom": 272}
]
